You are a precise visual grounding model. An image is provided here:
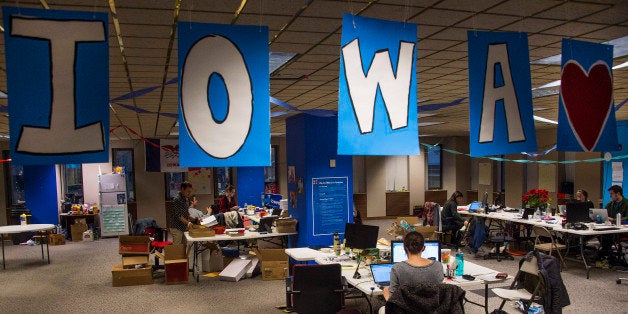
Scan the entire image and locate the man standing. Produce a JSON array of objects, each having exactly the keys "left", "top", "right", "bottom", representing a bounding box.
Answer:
[{"left": 170, "top": 181, "right": 194, "bottom": 245}]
